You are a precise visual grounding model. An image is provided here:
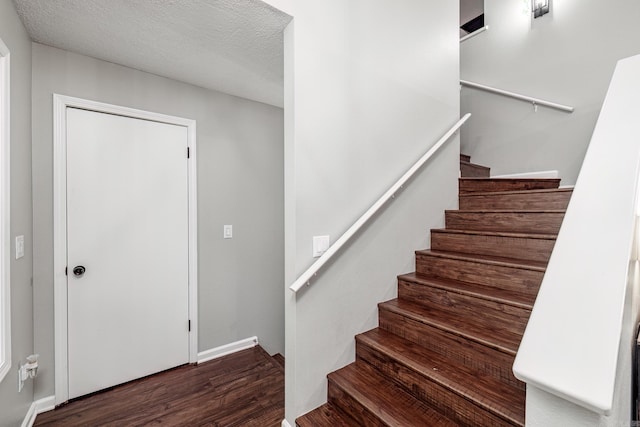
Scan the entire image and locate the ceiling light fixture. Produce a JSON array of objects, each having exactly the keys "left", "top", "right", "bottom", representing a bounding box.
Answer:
[{"left": 532, "top": 0, "right": 550, "bottom": 18}]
